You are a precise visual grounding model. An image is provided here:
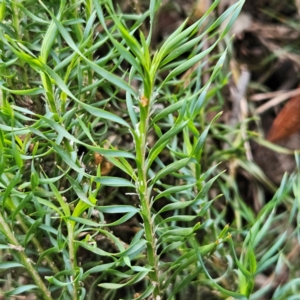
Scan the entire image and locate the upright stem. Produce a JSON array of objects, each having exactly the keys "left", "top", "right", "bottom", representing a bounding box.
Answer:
[
  {"left": 84, "top": 0, "right": 94, "bottom": 102},
  {"left": 67, "top": 222, "right": 80, "bottom": 300},
  {"left": 11, "top": 0, "right": 29, "bottom": 87},
  {"left": 0, "top": 1, "right": 5, "bottom": 107},
  {"left": 136, "top": 96, "right": 161, "bottom": 297},
  {"left": 70, "top": 0, "right": 83, "bottom": 41},
  {"left": 11, "top": 1, "right": 21, "bottom": 40},
  {"left": 11, "top": 210, "right": 60, "bottom": 274},
  {"left": 0, "top": 1, "right": 6, "bottom": 107},
  {"left": 0, "top": 211, "right": 53, "bottom": 300}
]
